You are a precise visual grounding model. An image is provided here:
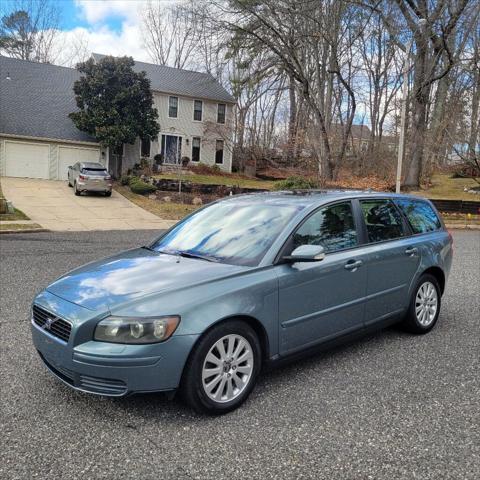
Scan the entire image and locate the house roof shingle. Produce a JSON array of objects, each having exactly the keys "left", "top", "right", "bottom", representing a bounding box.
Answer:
[
  {"left": 0, "top": 54, "right": 235, "bottom": 144},
  {"left": 92, "top": 53, "right": 235, "bottom": 104},
  {"left": 0, "top": 55, "right": 97, "bottom": 143}
]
